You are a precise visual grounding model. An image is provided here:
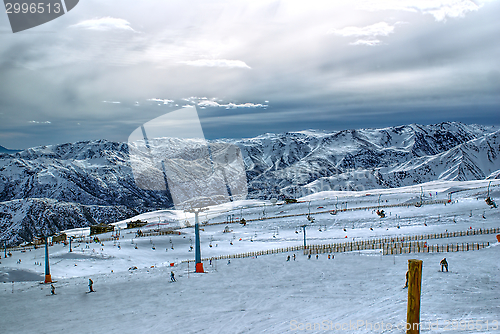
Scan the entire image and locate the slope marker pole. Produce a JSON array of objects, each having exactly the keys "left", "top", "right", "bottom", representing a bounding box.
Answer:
[
  {"left": 407, "top": 259, "right": 423, "bottom": 334},
  {"left": 44, "top": 236, "right": 52, "bottom": 283}
]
